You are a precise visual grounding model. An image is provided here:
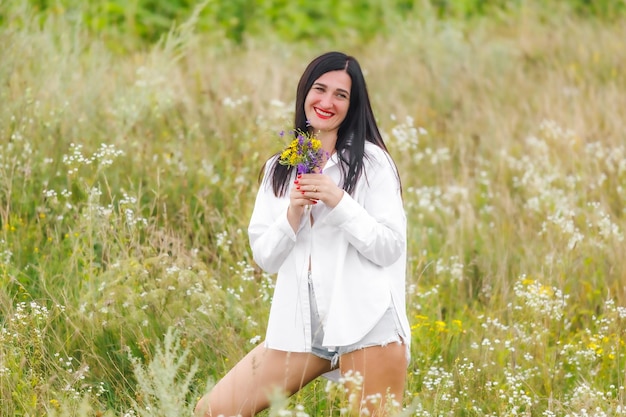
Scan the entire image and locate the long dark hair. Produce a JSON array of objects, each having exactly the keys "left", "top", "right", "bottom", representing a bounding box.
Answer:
[{"left": 266, "top": 51, "right": 393, "bottom": 197}]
